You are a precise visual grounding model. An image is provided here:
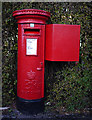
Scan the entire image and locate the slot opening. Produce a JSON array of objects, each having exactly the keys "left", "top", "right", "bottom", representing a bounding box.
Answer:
[{"left": 24, "top": 29, "right": 40, "bottom": 34}]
